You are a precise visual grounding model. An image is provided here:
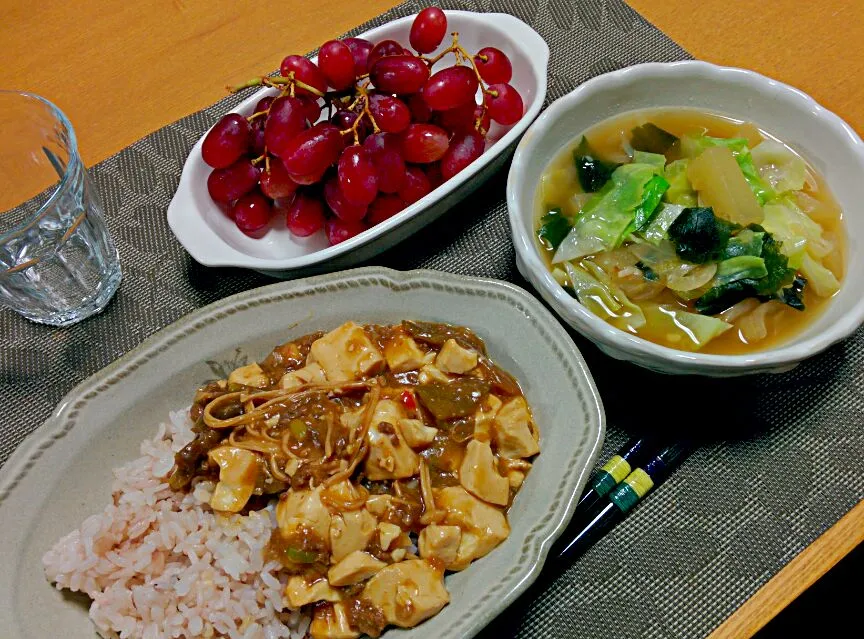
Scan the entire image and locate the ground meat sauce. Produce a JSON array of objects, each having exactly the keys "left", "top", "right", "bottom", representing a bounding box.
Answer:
[
  {"left": 259, "top": 331, "right": 324, "bottom": 381},
  {"left": 167, "top": 321, "right": 540, "bottom": 638},
  {"left": 345, "top": 596, "right": 388, "bottom": 637}
]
